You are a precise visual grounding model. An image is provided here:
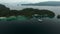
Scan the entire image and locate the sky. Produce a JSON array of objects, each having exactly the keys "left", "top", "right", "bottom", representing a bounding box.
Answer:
[{"left": 0, "top": 0, "right": 60, "bottom": 3}]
